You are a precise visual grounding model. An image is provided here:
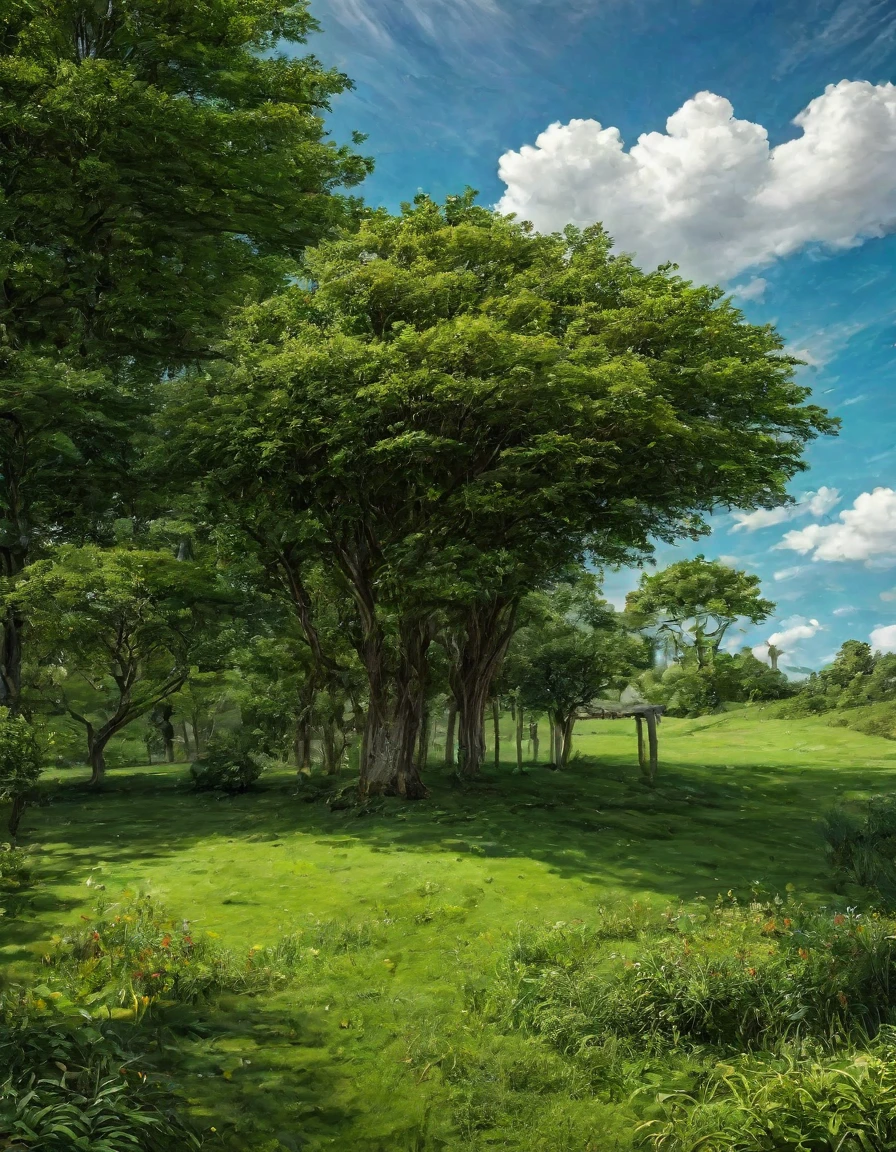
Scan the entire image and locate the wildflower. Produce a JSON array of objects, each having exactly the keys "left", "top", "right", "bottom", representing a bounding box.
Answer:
[
  {"left": 92, "top": 931, "right": 100, "bottom": 941},
  {"left": 161, "top": 935, "right": 171, "bottom": 949},
  {"left": 783, "top": 918, "right": 792, "bottom": 928},
  {"left": 763, "top": 919, "right": 776, "bottom": 934},
  {"left": 747, "top": 967, "right": 757, "bottom": 977},
  {"left": 834, "top": 914, "right": 845, "bottom": 926},
  {"left": 150, "top": 972, "right": 160, "bottom": 979},
  {"left": 798, "top": 948, "right": 809, "bottom": 960}
]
